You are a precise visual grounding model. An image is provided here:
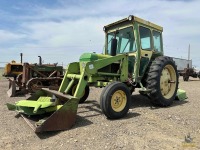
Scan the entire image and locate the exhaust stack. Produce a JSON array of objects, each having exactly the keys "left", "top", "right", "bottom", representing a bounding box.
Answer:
[
  {"left": 20, "top": 53, "right": 23, "bottom": 63},
  {"left": 38, "top": 56, "right": 42, "bottom": 65}
]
